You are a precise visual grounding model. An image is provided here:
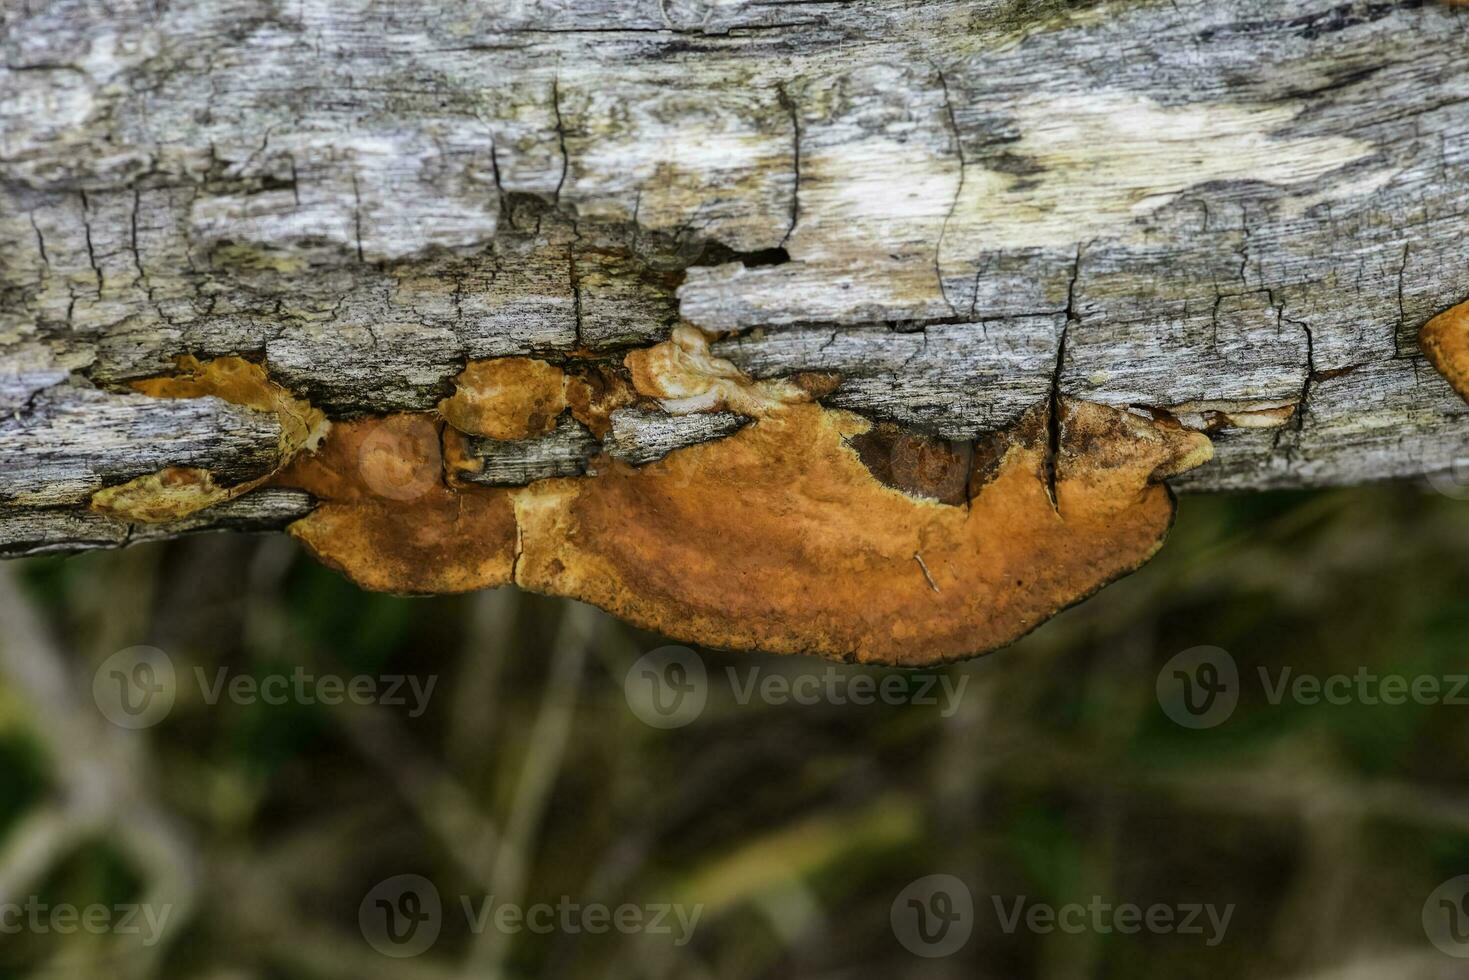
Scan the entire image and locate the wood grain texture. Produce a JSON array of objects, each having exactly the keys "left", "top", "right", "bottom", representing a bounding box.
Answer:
[{"left": 4, "top": 0, "right": 1469, "bottom": 555}]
